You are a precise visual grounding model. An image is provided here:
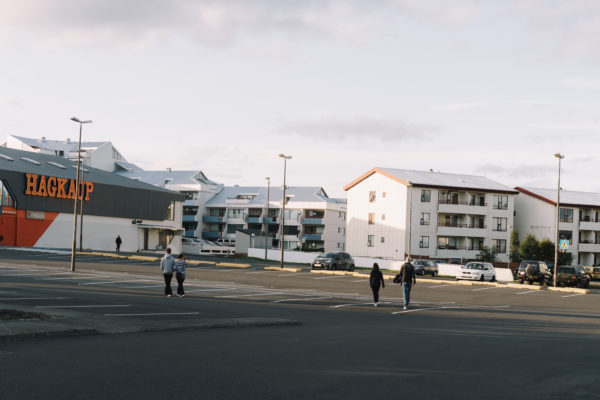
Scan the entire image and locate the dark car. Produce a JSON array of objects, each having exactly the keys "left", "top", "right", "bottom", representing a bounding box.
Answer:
[
  {"left": 555, "top": 266, "right": 590, "bottom": 288},
  {"left": 311, "top": 252, "right": 355, "bottom": 271},
  {"left": 412, "top": 259, "right": 439, "bottom": 277},
  {"left": 517, "top": 260, "right": 553, "bottom": 285}
]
